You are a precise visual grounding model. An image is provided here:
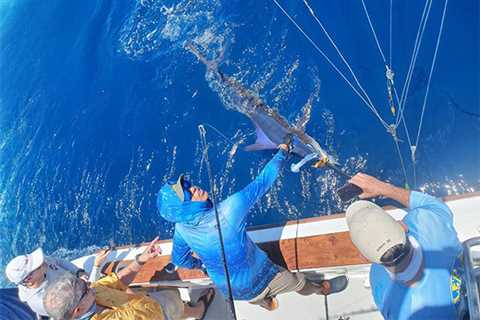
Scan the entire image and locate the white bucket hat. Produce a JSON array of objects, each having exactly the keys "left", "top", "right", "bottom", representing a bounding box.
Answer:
[
  {"left": 5, "top": 248, "right": 45, "bottom": 285},
  {"left": 346, "top": 200, "right": 406, "bottom": 264}
]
